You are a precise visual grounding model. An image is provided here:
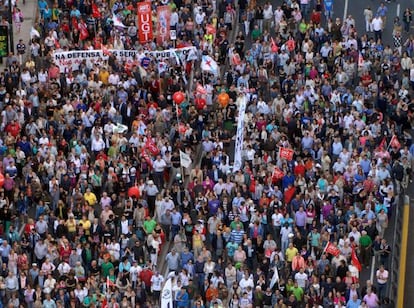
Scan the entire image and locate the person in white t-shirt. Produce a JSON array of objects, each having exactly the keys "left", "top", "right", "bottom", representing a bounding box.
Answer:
[
  {"left": 272, "top": 208, "right": 284, "bottom": 244},
  {"left": 294, "top": 268, "right": 308, "bottom": 289},
  {"left": 129, "top": 261, "right": 142, "bottom": 289},
  {"left": 376, "top": 265, "right": 389, "bottom": 300},
  {"left": 153, "top": 155, "right": 167, "bottom": 188},
  {"left": 263, "top": 2, "right": 273, "bottom": 32},
  {"left": 150, "top": 272, "right": 164, "bottom": 305}
]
